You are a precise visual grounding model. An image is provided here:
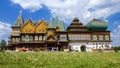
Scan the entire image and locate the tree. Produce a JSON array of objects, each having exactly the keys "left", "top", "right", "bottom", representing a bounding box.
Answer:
[{"left": 0, "top": 40, "right": 7, "bottom": 51}]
